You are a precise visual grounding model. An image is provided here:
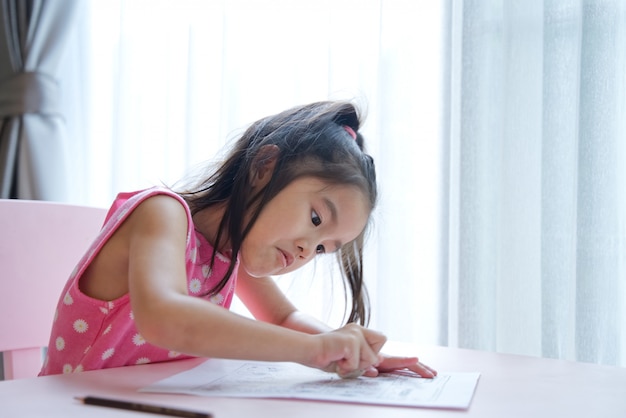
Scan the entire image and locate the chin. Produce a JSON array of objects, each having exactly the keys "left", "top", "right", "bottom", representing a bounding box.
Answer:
[
  {"left": 241, "top": 264, "right": 274, "bottom": 278},
  {"left": 242, "top": 269, "right": 264, "bottom": 278},
  {"left": 250, "top": 267, "right": 288, "bottom": 278},
  {"left": 241, "top": 256, "right": 285, "bottom": 278}
]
